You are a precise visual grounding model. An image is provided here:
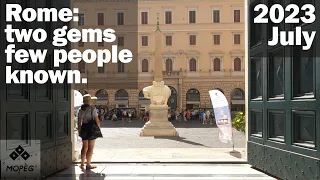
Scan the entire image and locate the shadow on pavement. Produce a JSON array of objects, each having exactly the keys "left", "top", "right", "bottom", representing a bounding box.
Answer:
[
  {"left": 229, "top": 150, "right": 242, "bottom": 159},
  {"left": 154, "top": 136, "right": 209, "bottom": 147},
  {"left": 78, "top": 170, "right": 106, "bottom": 180}
]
